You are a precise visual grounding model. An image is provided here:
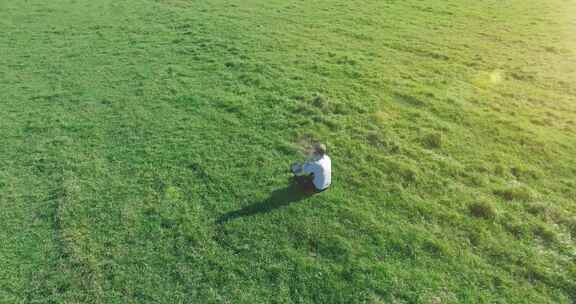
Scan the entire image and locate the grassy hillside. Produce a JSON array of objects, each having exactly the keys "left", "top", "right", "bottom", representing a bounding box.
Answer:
[{"left": 1, "top": 0, "right": 575, "bottom": 303}]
